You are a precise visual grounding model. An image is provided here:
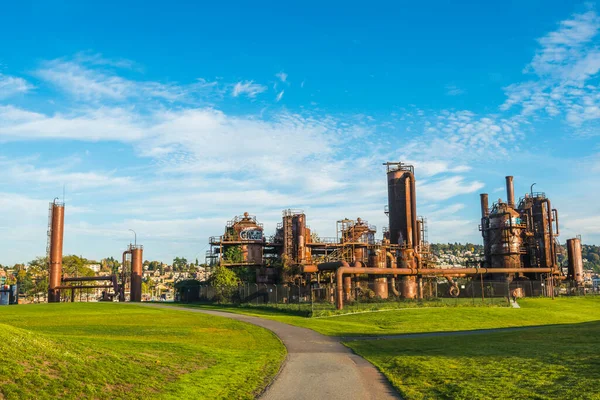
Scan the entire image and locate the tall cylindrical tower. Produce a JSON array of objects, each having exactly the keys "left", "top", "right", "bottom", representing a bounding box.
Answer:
[
  {"left": 567, "top": 238, "right": 584, "bottom": 285},
  {"left": 505, "top": 176, "right": 515, "bottom": 207},
  {"left": 130, "top": 245, "right": 143, "bottom": 302},
  {"left": 385, "top": 162, "right": 418, "bottom": 298},
  {"left": 48, "top": 201, "right": 65, "bottom": 303},
  {"left": 386, "top": 163, "right": 417, "bottom": 247}
]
